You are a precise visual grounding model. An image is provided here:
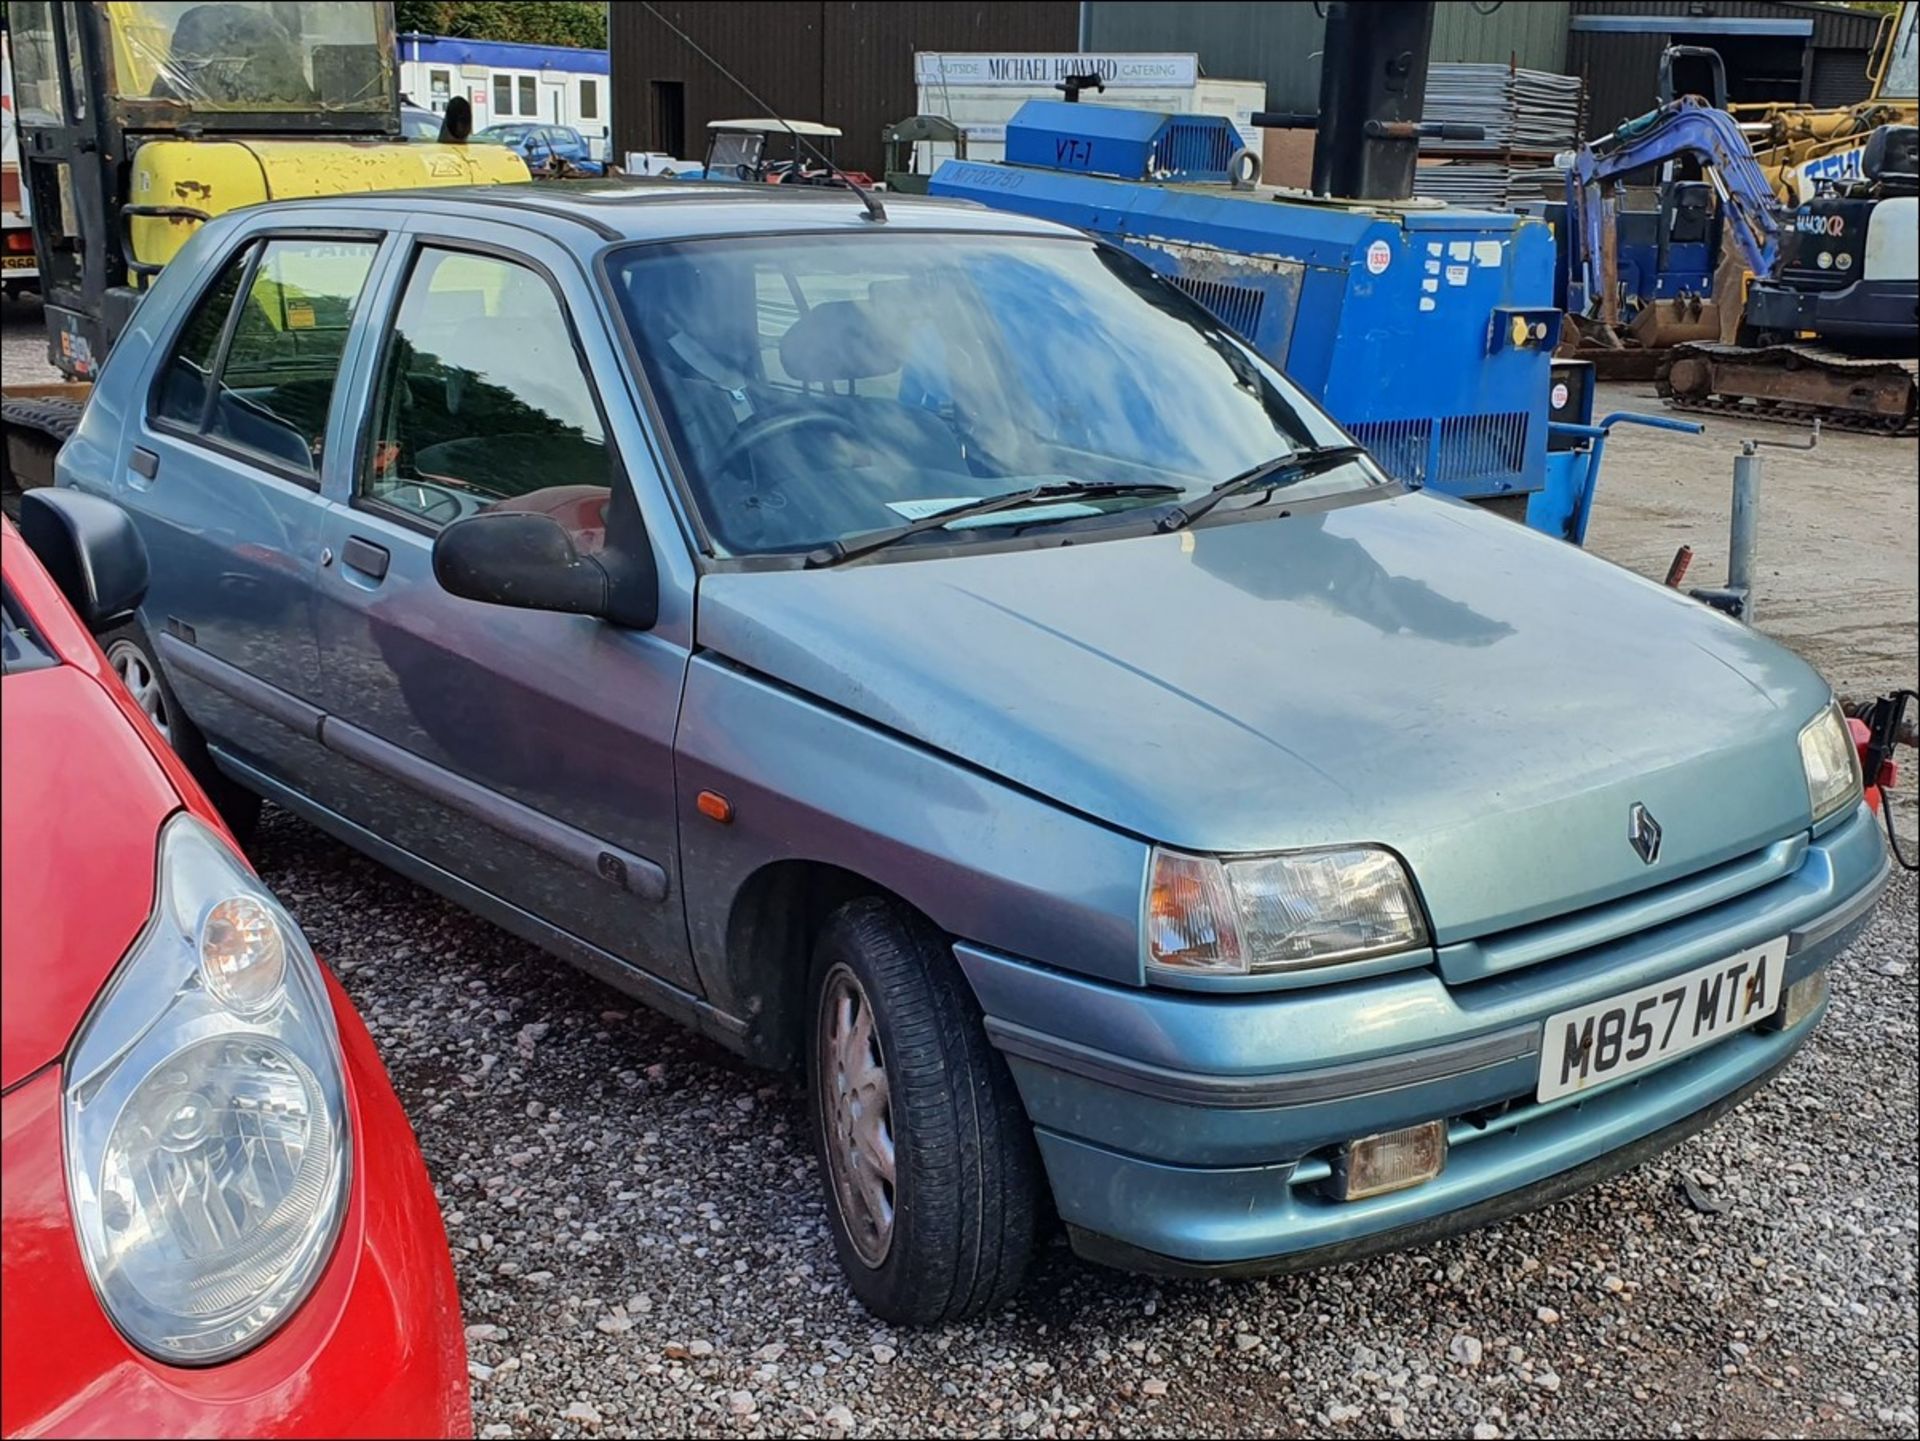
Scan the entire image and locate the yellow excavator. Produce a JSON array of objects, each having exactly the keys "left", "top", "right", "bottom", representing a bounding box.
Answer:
[{"left": 3, "top": 1, "right": 528, "bottom": 491}]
